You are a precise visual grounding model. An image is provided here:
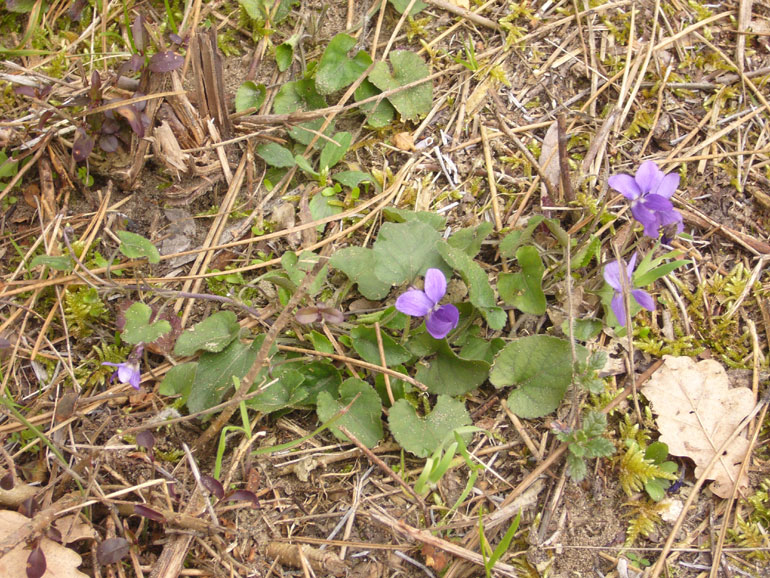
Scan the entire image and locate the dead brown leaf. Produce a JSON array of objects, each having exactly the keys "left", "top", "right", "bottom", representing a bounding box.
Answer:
[
  {"left": 641, "top": 356, "right": 755, "bottom": 498},
  {"left": 0, "top": 511, "right": 88, "bottom": 577},
  {"left": 391, "top": 132, "right": 415, "bottom": 152},
  {"left": 53, "top": 515, "right": 98, "bottom": 544}
]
